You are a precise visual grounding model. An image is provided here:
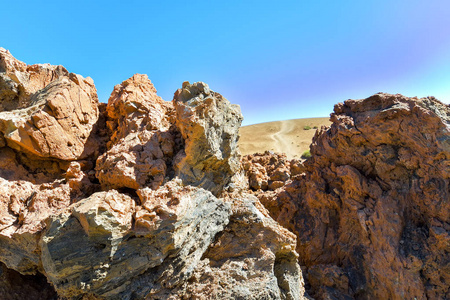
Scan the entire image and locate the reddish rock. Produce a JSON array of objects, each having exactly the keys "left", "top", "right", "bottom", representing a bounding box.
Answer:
[
  {"left": 247, "top": 94, "right": 450, "bottom": 300},
  {"left": 0, "top": 47, "right": 69, "bottom": 112},
  {"left": 242, "top": 151, "right": 294, "bottom": 191},
  {"left": 5, "top": 49, "right": 449, "bottom": 300}
]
